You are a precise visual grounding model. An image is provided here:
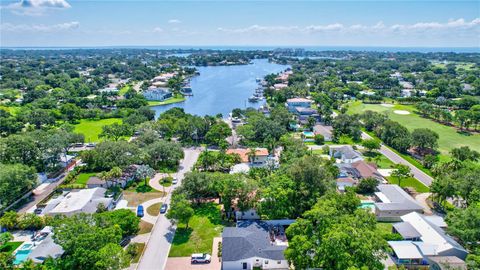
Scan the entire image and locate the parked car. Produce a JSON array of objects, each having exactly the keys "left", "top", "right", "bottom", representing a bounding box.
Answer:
[
  {"left": 191, "top": 253, "right": 211, "bottom": 264},
  {"left": 172, "top": 177, "right": 178, "bottom": 185},
  {"left": 160, "top": 204, "right": 168, "bottom": 214},
  {"left": 137, "top": 205, "right": 144, "bottom": 217}
]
